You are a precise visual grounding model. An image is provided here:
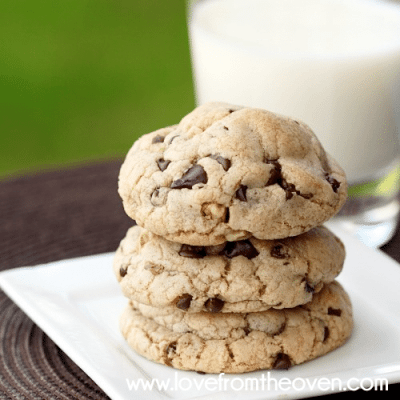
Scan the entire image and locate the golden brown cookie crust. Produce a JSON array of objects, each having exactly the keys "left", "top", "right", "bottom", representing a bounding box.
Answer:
[
  {"left": 114, "top": 224, "right": 345, "bottom": 313},
  {"left": 118, "top": 102, "right": 347, "bottom": 245},
  {"left": 120, "top": 282, "right": 353, "bottom": 373}
]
